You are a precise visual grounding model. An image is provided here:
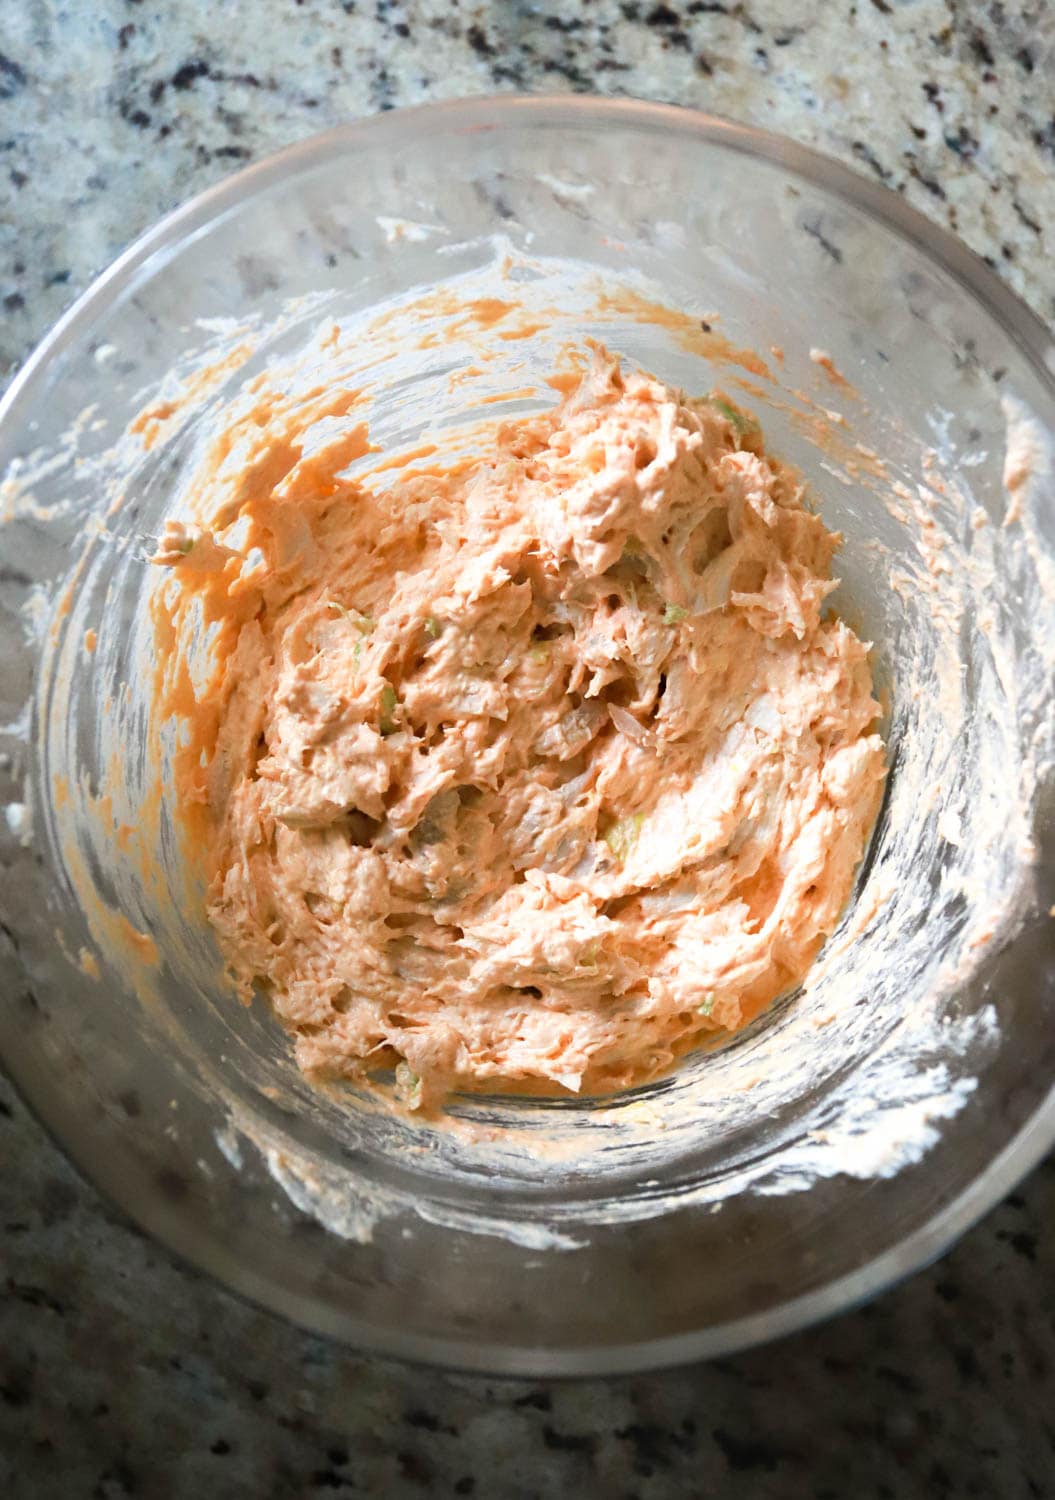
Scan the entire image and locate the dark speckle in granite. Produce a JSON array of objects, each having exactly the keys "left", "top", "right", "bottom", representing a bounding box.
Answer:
[
  {"left": 2, "top": 2, "right": 1055, "bottom": 1496},
  {"left": 466, "top": 23, "right": 497, "bottom": 58},
  {"left": 712, "top": 1425, "right": 791, "bottom": 1473},
  {"left": 0, "top": 60, "right": 26, "bottom": 105},
  {"left": 543, "top": 1423, "right": 597, "bottom": 1454},
  {"left": 801, "top": 217, "right": 845, "bottom": 263}
]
